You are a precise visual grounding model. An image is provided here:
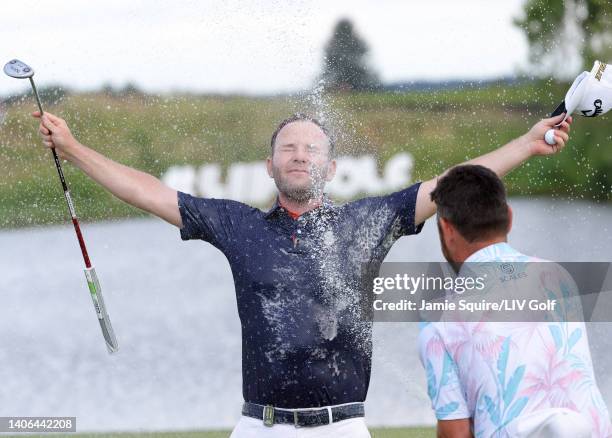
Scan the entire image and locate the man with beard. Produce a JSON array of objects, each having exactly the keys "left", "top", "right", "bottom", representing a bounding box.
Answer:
[
  {"left": 35, "top": 110, "right": 570, "bottom": 437},
  {"left": 420, "top": 165, "right": 611, "bottom": 438}
]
